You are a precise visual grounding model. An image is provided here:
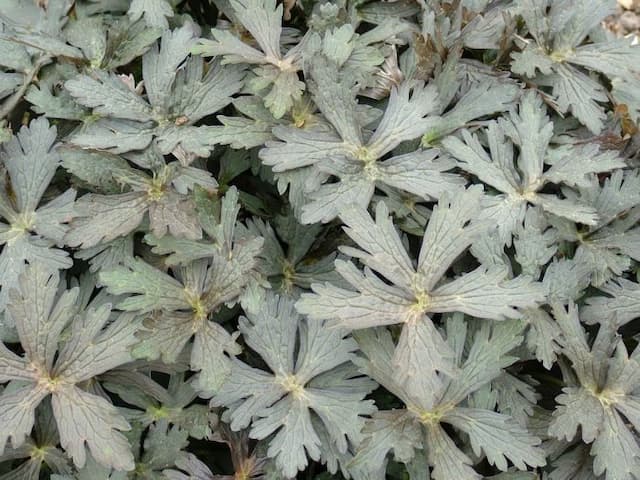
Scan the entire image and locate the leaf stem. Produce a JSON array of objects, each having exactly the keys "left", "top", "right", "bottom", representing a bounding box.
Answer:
[{"left": 0, "top": 54, "right": 51, "bottom": 120}]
